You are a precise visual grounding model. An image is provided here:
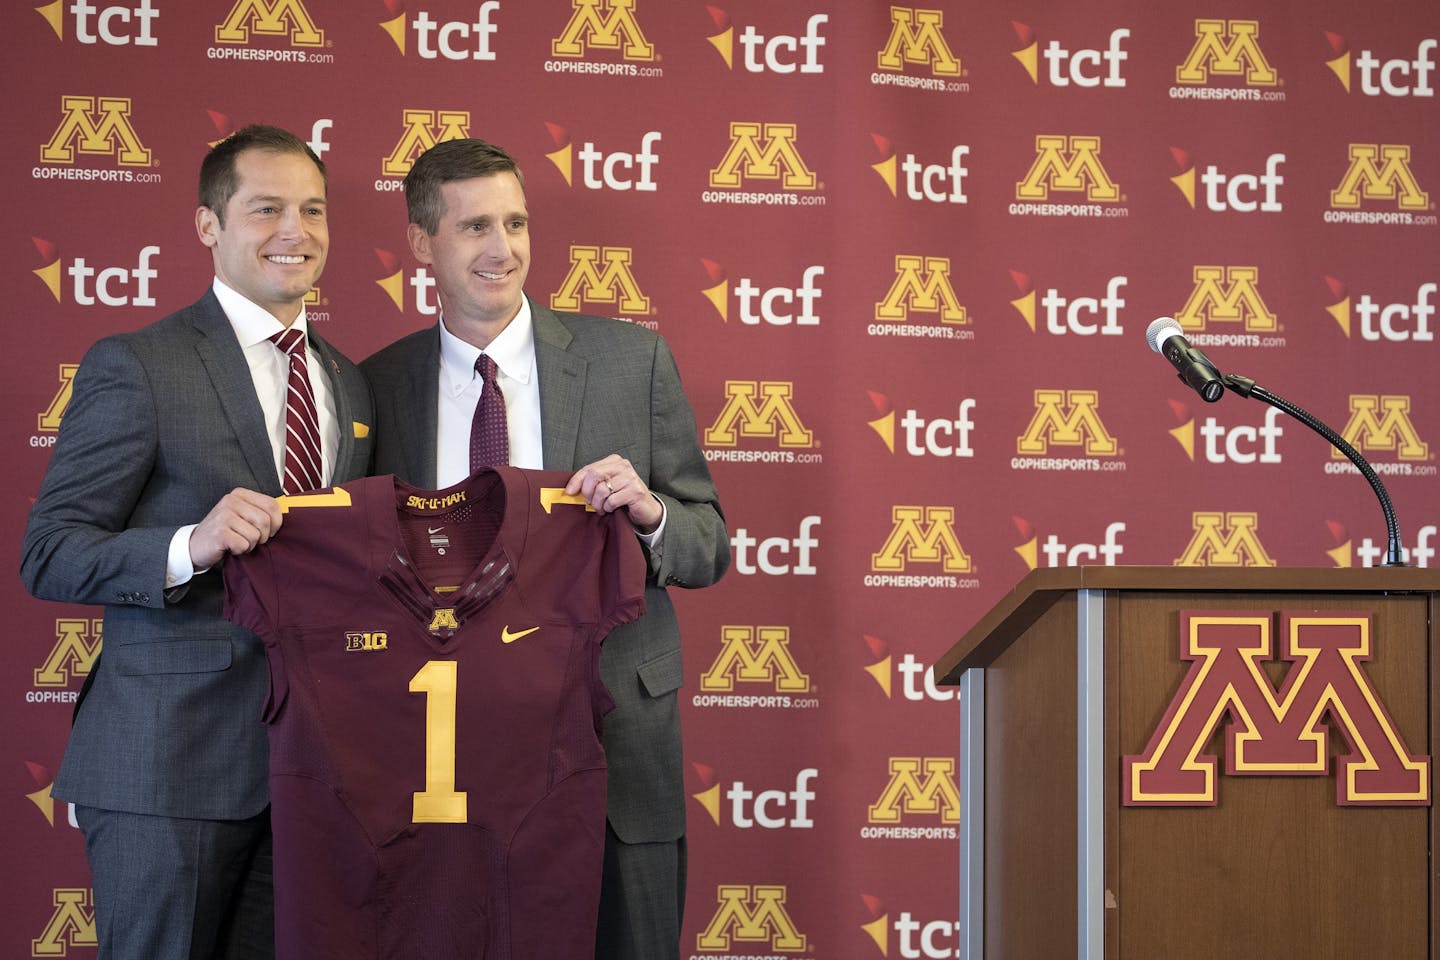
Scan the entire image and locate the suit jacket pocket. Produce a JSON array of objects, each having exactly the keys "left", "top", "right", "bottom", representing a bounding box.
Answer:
[
  {"left": 636, "top": 646, "right": 682, "bottom": 698},
  {"left": 110, "top": 638, "right": 233, "bottom": 675}
]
